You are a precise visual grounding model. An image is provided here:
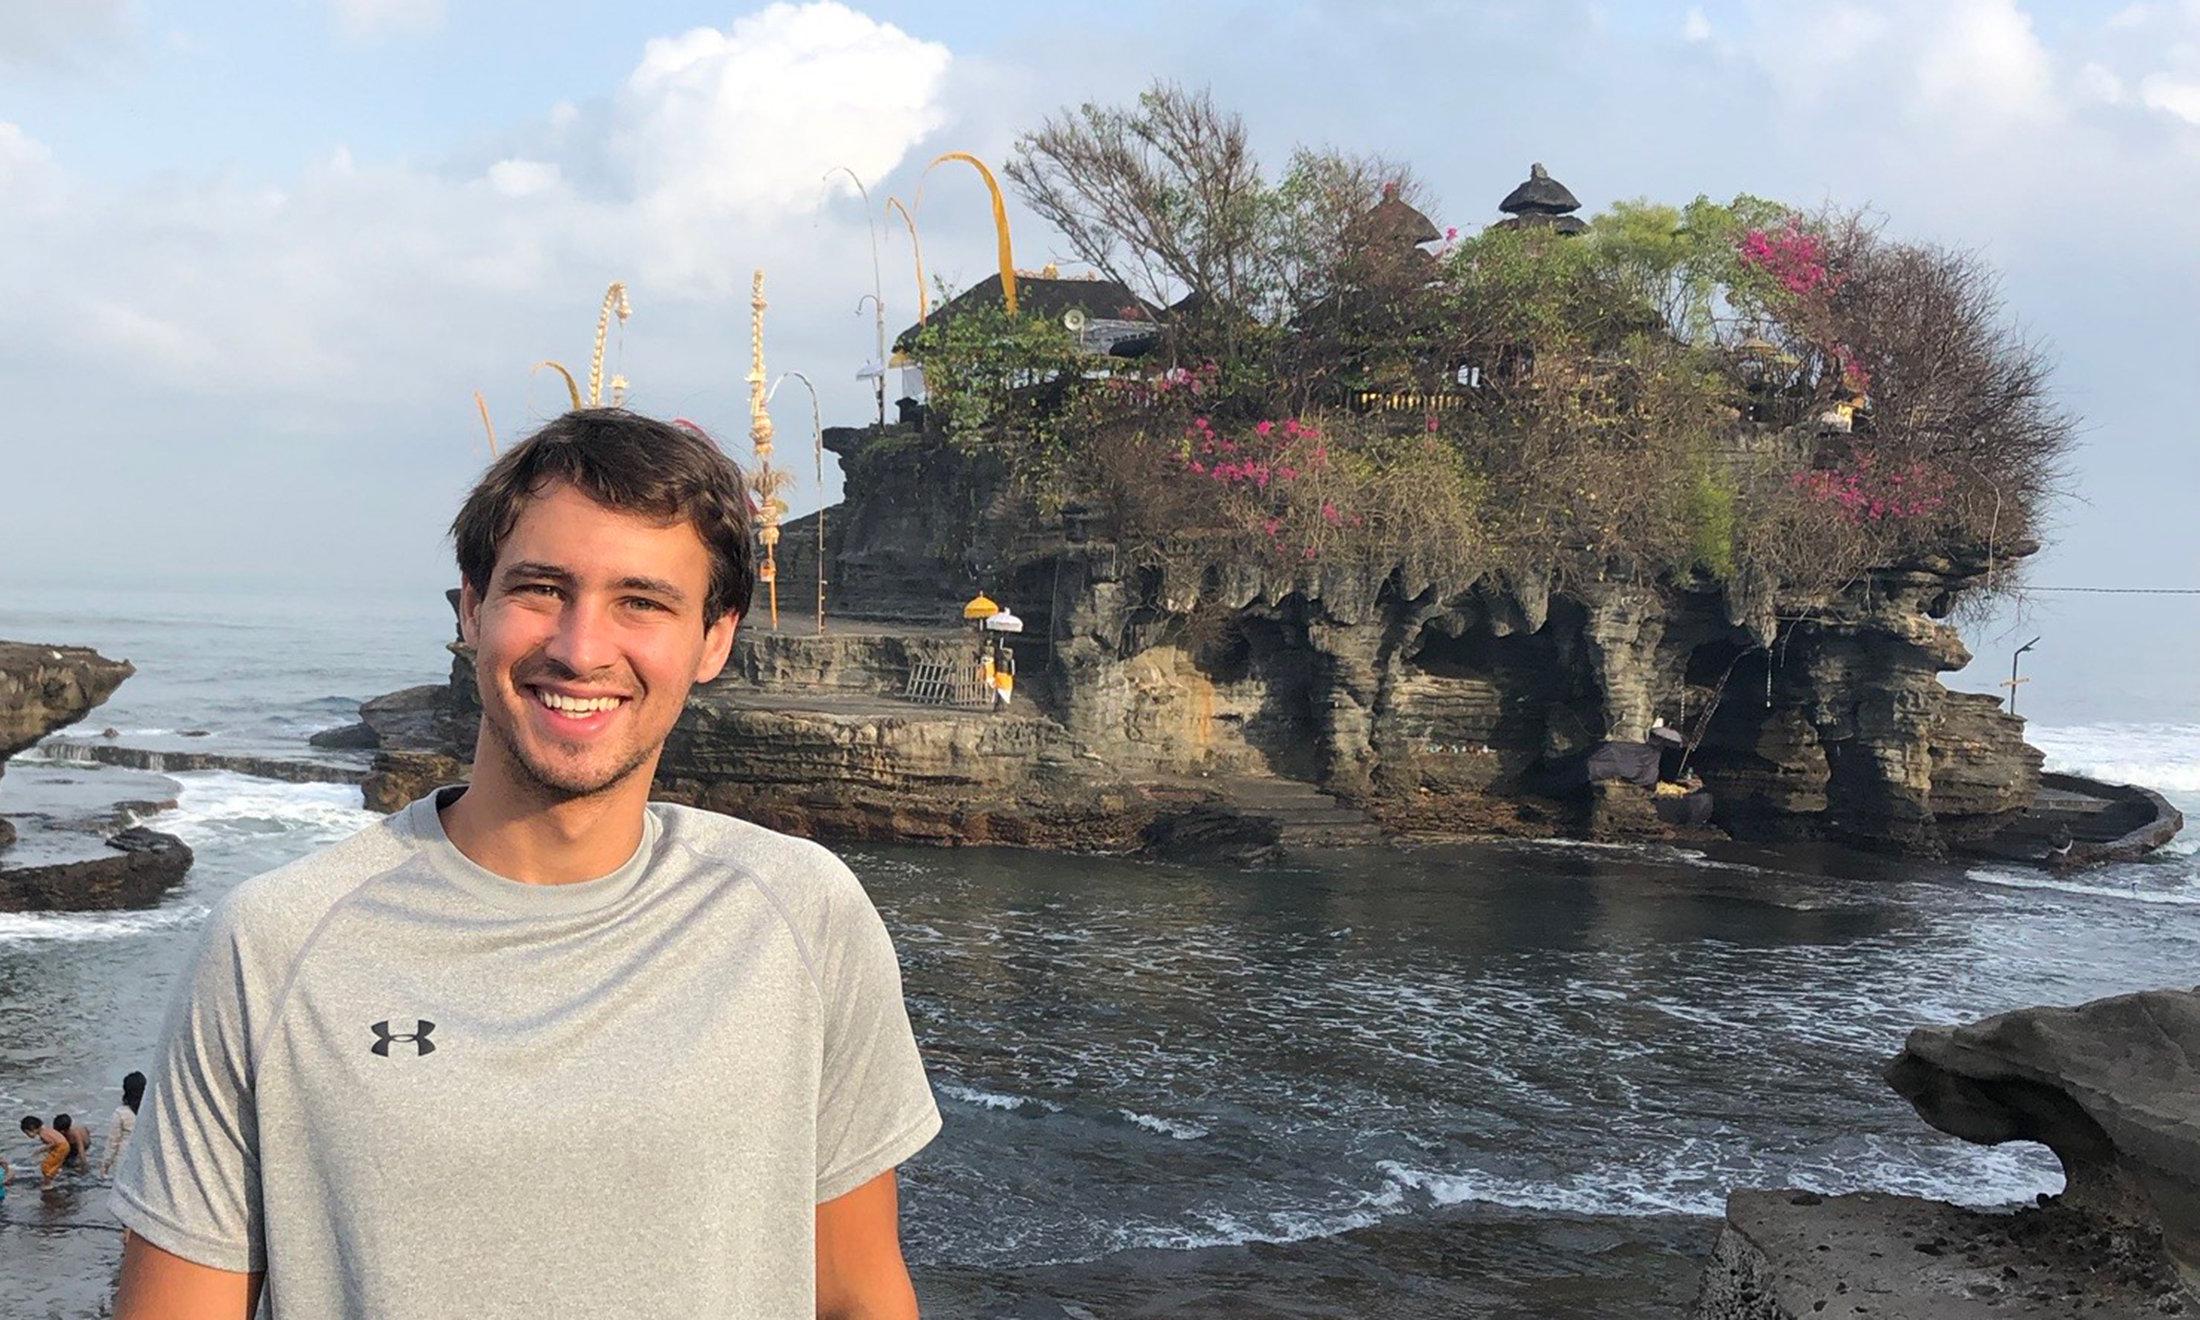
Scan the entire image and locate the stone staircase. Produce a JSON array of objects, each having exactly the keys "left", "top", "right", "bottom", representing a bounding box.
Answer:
[{"left": 1204, "top": 774, "right": 1395, "bottom": 852}]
